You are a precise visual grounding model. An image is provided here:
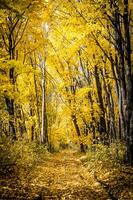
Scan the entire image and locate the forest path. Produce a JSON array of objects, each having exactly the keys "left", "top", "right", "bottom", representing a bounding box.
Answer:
[{"left": 28, "top": 150, "right": 107, "bottom": 200}]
